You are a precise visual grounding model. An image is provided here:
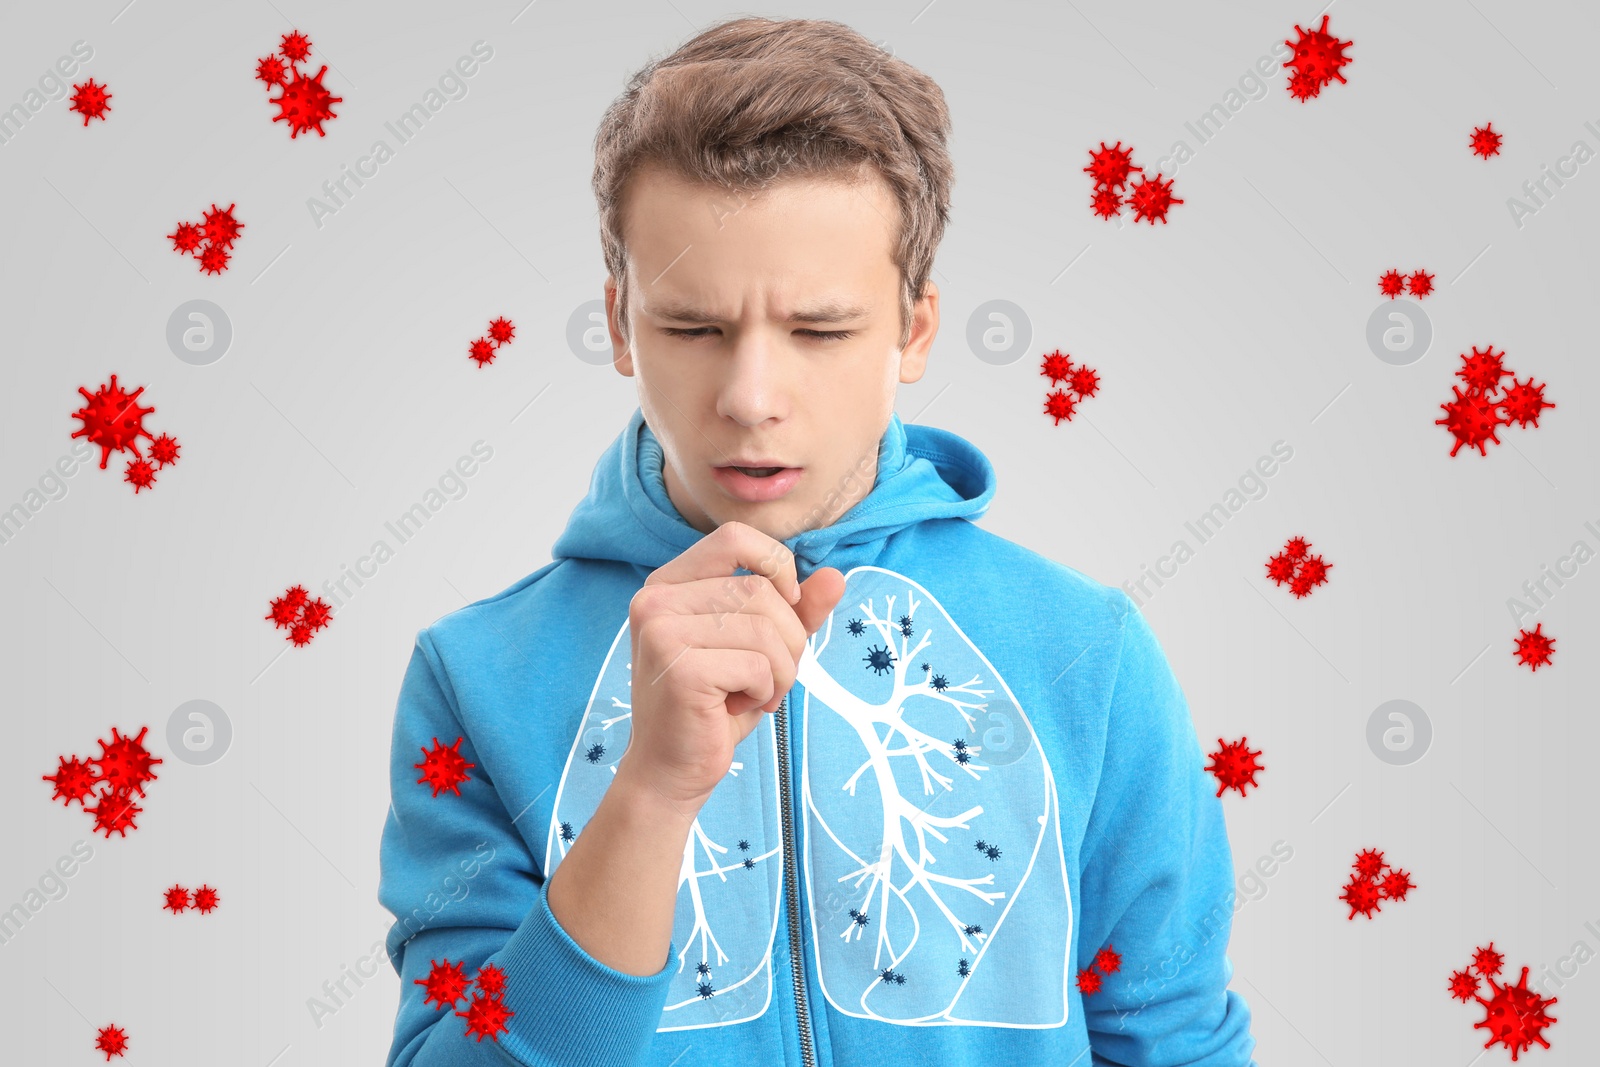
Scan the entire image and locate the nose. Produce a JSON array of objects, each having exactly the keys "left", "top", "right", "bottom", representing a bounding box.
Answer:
[{"left": 716, "top": 325, "right": 787, "bottom": 427}]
